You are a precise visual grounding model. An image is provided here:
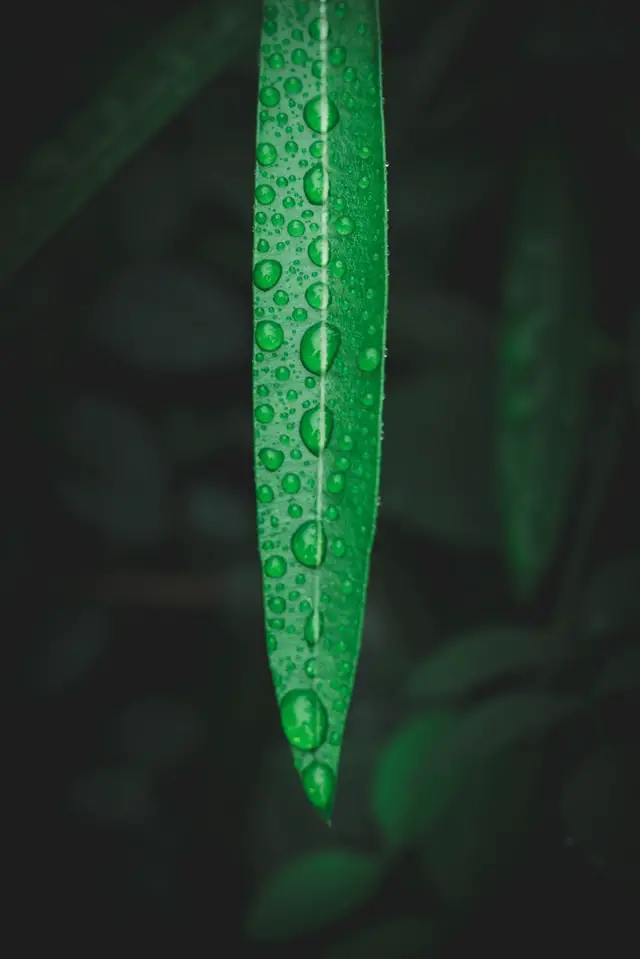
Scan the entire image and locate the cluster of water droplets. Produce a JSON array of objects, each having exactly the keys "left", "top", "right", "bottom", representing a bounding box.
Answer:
[{"left": 251, "top": 0, "right": 385, "bottom": 811}]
